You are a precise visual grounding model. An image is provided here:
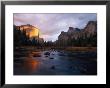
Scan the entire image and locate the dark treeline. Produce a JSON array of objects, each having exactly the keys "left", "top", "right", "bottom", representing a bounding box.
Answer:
[
  {"left": 14, "top": 25, "right": 97, "bottom": 48},
  {"left": 56, "top": 33, "right": 97, "bottom": 47}
]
